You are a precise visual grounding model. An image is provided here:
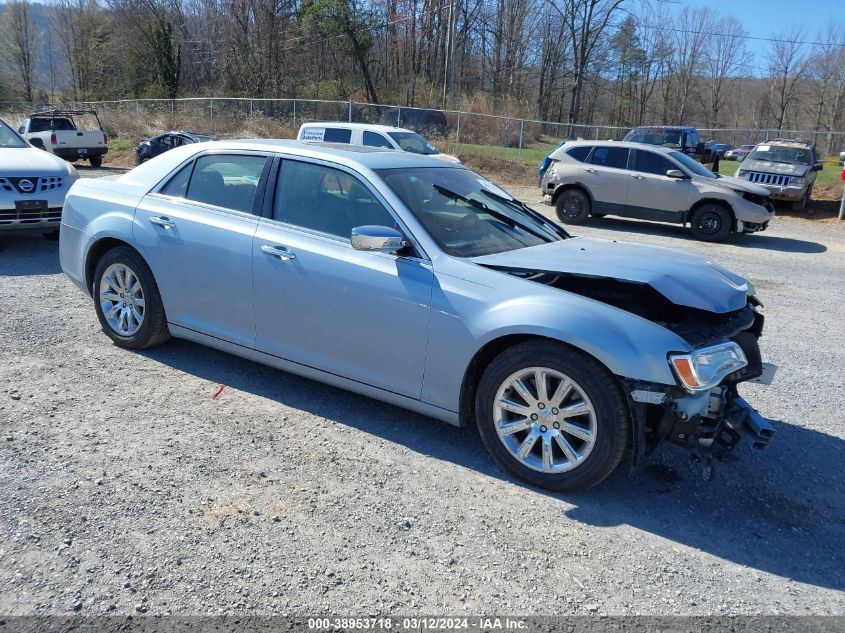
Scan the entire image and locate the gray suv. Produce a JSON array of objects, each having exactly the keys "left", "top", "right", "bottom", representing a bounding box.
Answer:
[
  {"left": 735, "top": 140, "right": 823, "bottom": 210},
  {"left": 540, "top": 141, "right": 774, "bottom": 241}
]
